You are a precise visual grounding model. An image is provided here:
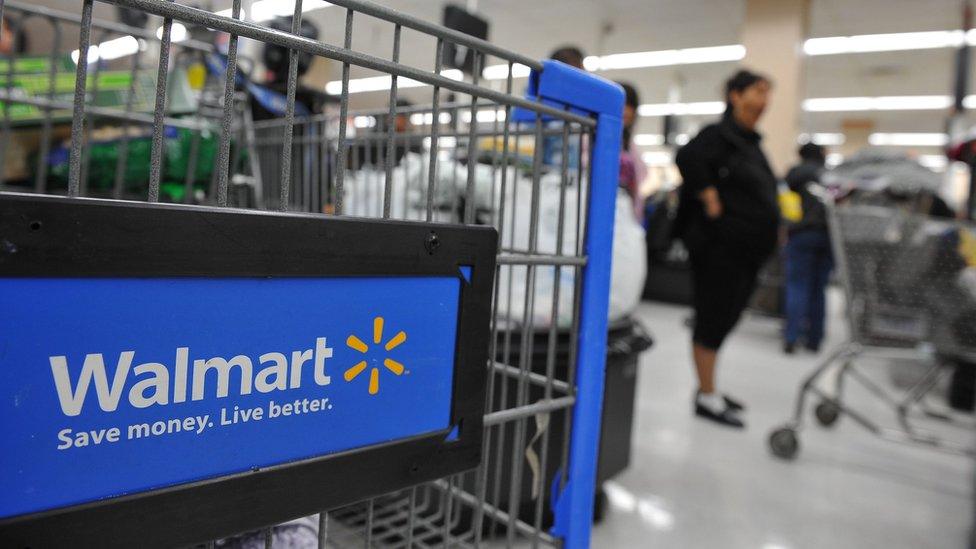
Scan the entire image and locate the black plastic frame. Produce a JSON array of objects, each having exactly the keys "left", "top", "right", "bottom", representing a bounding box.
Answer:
[{"left": 0, "top": 193, "right": 497, "bottom": 548}]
